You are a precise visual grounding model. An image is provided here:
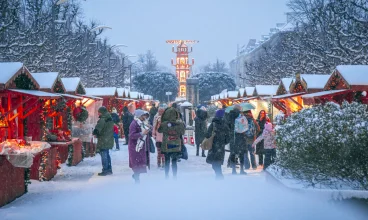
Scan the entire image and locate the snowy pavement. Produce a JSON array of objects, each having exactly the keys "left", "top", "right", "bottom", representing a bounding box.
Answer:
[{"left": 0, "top": 141, "right": 367, "bottom": 220}]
